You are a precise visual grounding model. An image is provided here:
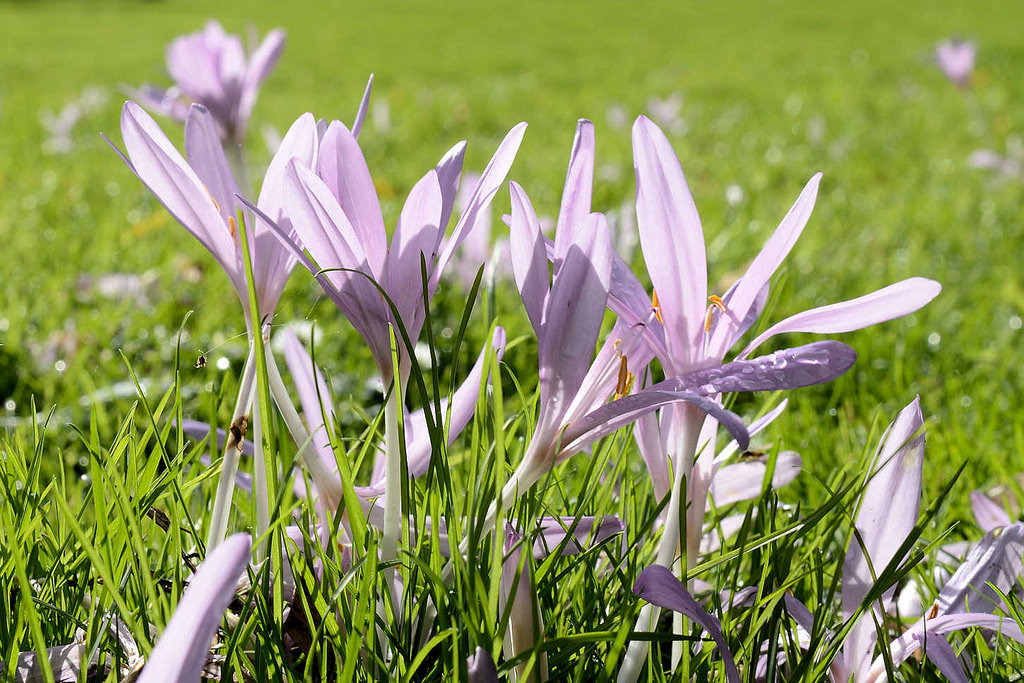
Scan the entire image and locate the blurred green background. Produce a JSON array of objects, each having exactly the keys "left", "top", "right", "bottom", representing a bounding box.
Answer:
[{"left": 1, "top": 0, "right": 1023, "bottom": 512}]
